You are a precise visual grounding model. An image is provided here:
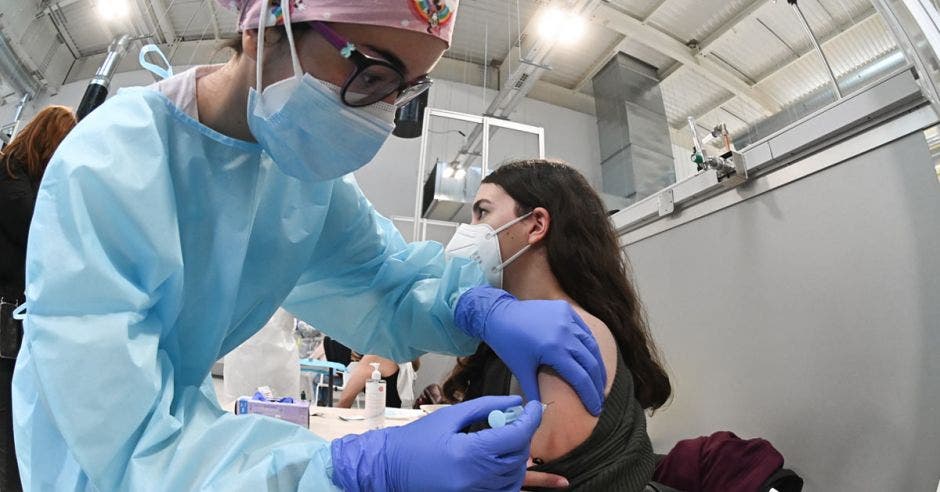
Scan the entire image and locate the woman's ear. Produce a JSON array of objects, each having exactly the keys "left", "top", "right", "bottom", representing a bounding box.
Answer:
[
  {"left": 527, "top": 207, "right": 551, "bottom": 246},
  {"left": 242, "top": 28, "right": 283, "bottom": 61},
  {"left": 242, "top": 30, "right": 258, "bottom": 61}
]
